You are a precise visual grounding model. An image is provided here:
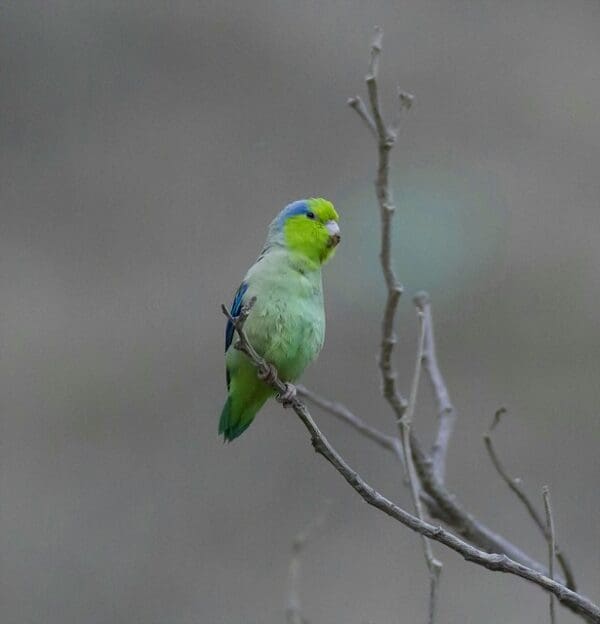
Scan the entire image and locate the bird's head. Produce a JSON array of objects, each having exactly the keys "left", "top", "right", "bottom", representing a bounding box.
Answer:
[{"left": 268, "top": 198, "right": 340, "bottom": 266}]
